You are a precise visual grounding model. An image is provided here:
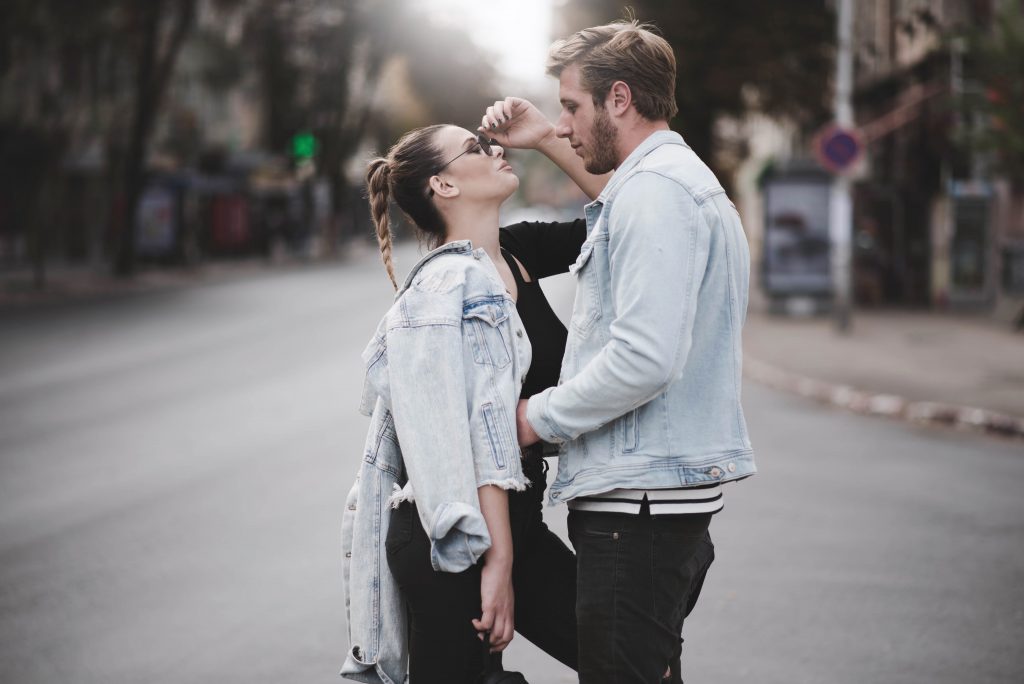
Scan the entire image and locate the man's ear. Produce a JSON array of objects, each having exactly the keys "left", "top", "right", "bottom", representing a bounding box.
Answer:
[
  {"left": 607, "top": 81, "right": 632, "bottom": 117},
  {"left": 429, "top": 175, "right": 460, "bottom": 199}
]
